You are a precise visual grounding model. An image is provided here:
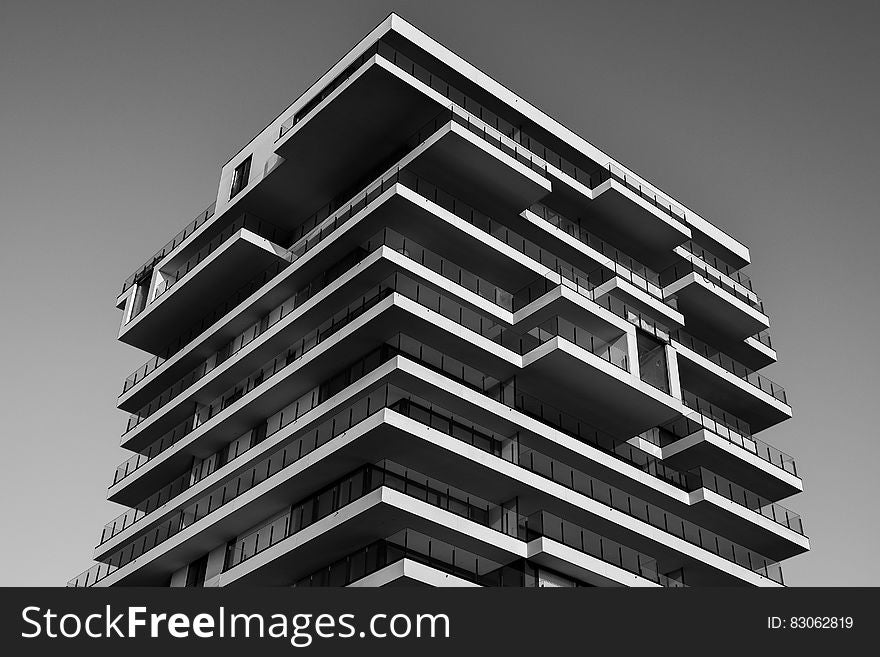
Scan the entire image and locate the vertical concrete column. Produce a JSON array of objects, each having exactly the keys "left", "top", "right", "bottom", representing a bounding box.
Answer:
[
  {"left": 120, "top": 286, "right": 137, "bottom": 326},
  {"left": 665, "top": 344, "right": 682, "bottom": 401},
  {"left": 148, "top": 267, "right": 163, "bottom": 303},
  {"left": 625, "top": 328, "right": 640, "bottom": 378},
  {"left": 202, "top": 544, "right": 229, "bottom": 588},
  {"left": 168, "top": 565, "right": 188, "bottom": 588}
]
